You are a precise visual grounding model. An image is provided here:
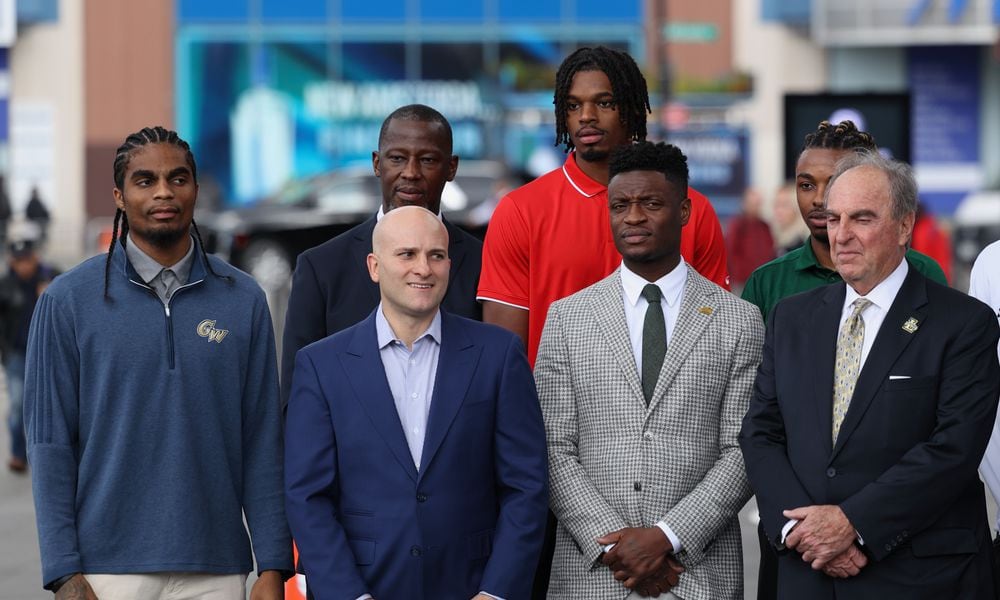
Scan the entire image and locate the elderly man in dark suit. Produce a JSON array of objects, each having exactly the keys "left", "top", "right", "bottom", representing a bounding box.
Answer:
[
  {"left": 740, "top": 149, "right": 1000, "bottom": 599},
  {"left": 281, "top": 103, "right": 482, "bottom": 407}
]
